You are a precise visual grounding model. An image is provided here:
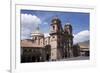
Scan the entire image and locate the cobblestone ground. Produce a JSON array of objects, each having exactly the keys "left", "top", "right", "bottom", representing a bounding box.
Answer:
[{"left": 59, "top": 56, "right": 89, "bottom": 61}]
